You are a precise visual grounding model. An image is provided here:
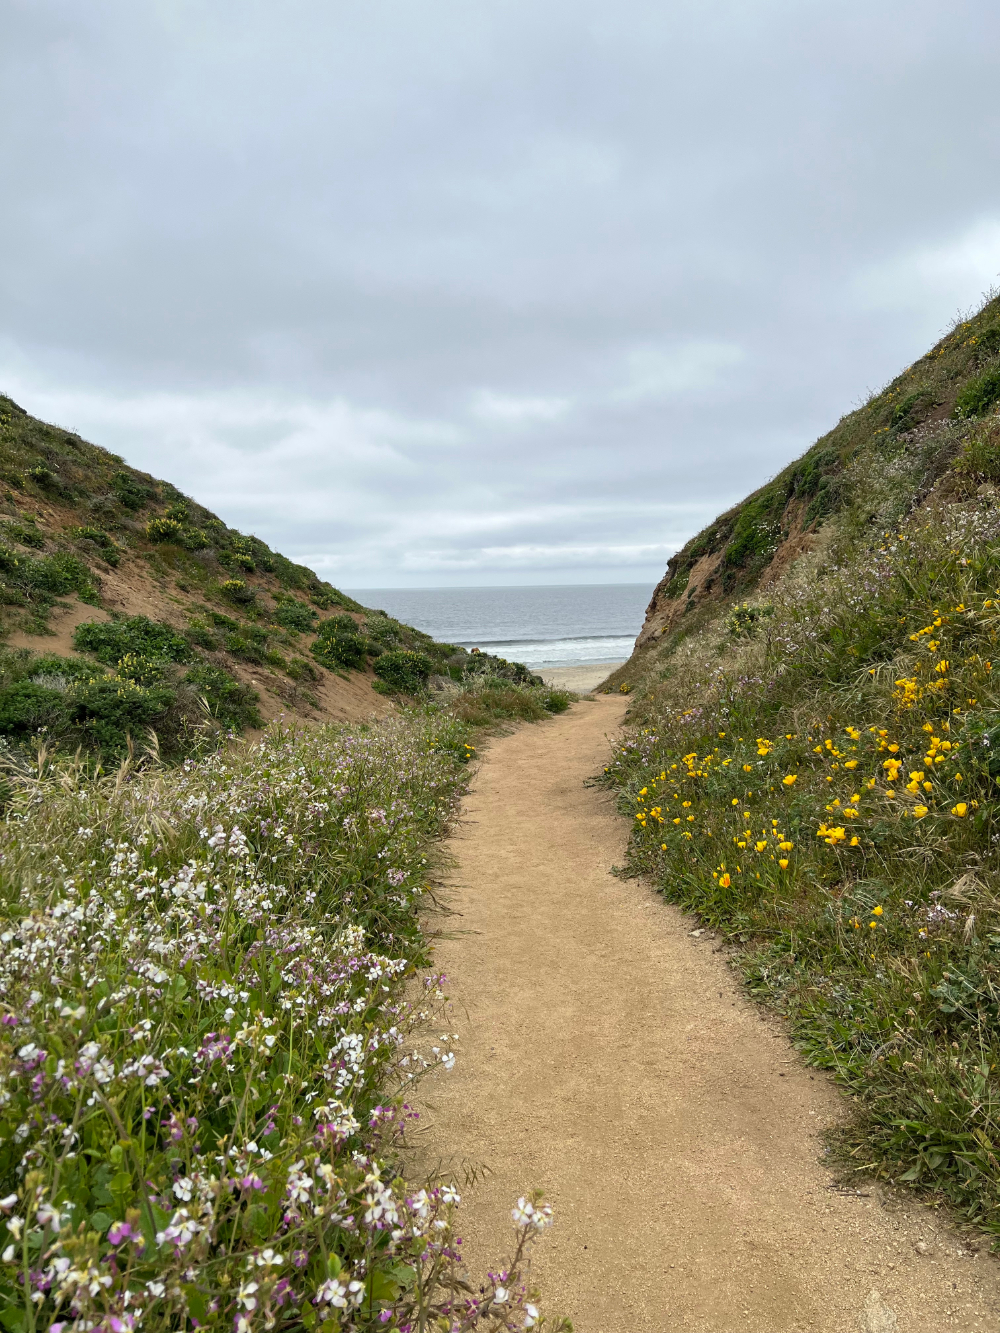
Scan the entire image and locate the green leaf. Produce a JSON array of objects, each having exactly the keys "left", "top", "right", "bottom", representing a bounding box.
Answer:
[
  {"left": 0, "top": 1309, "right": 26, "bottom": 1333},
  {"left": 301, "top": 1300, "right": 317, "bottom": 1330},
  {"left": 89, "top": 1211, "right": 113, "bottom": 1234},
  {"left": 365, "top": 1269, "right": 401, "bottom": 1303},
  {"left": 109, "top": 1171, "right": 133, "bottom": 1206},
  {"left": 182, "top": 1285, "right": 208, "bottom": 1323}
]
